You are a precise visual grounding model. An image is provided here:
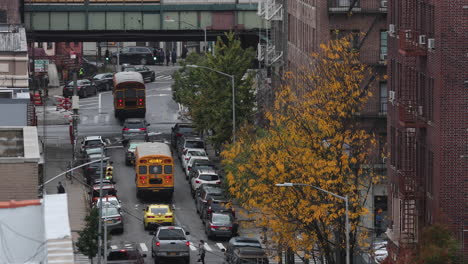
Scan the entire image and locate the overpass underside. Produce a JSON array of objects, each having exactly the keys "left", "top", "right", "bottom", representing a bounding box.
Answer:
[{"left": 24, "top": 1, "right": 265, "bottom": 42}]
